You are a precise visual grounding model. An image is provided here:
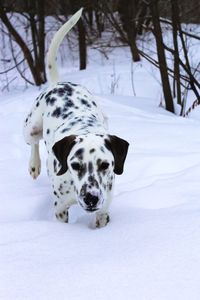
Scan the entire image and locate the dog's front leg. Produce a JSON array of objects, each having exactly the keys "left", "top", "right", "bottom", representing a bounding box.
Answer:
[
  {"left": 29, "top": 143, "right": 41, "bottom": 179},
  {"left": 54, "top": 196, "right": 77, "bottom": 223},
  {"left": 95, "top": 193, "right": 112, "bottom": 228},
  {"left": 96, "top": 211, "right": 110, "bottom": 228}
]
